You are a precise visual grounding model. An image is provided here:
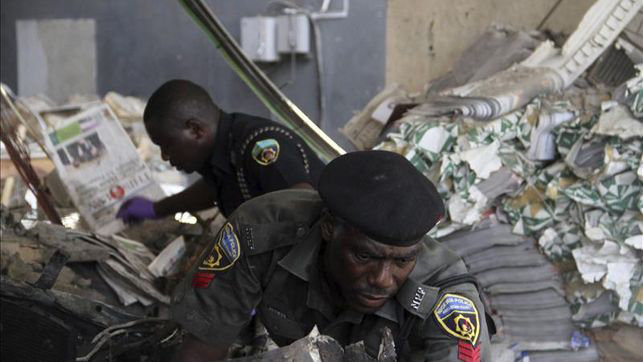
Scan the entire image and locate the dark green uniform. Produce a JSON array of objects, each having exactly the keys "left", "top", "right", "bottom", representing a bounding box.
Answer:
[{"left": 172, "top": 190, "right": 491, "bottom": 361}]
